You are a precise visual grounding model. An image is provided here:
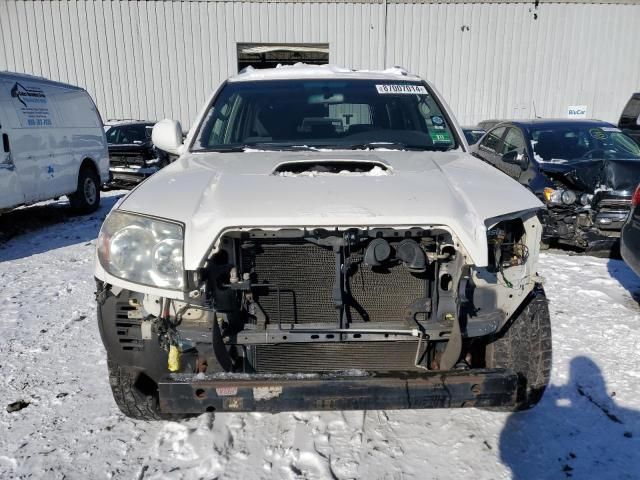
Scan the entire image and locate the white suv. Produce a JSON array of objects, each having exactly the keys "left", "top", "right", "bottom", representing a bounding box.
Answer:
[{"left": 95, "top": 65, "right": 548, "bottom": 419}]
